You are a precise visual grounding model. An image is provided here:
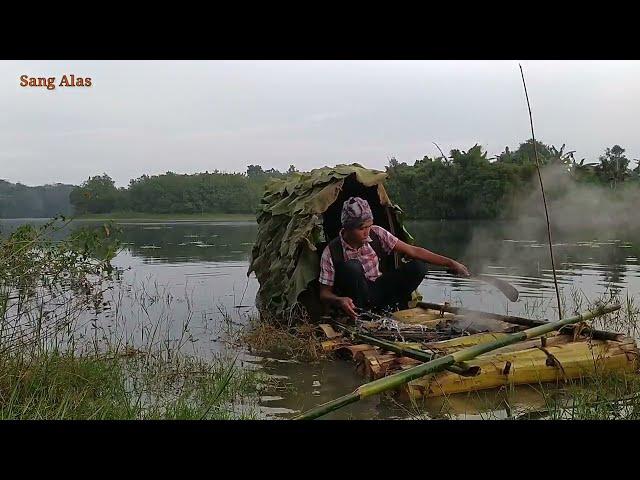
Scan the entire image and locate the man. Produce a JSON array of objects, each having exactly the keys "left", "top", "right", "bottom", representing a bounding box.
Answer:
[{"left": 319, "top": 196, "right": 470, "bottom": 319}]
